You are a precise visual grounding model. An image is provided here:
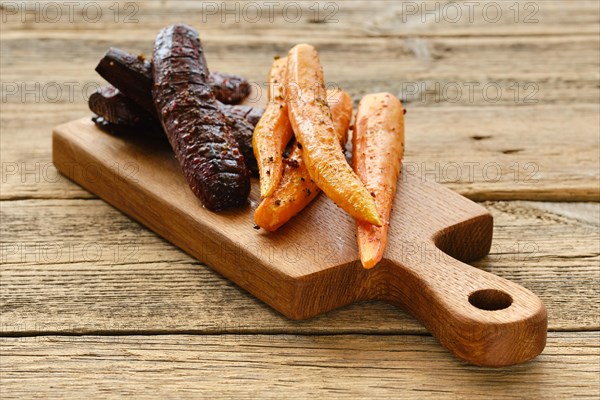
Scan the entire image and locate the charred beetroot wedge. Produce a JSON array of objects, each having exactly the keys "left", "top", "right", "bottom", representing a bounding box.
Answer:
[
  {"left": 222, "top": 104, "right": 264, "bottom": 129},
  {"left": 88, "top": 86, "right": 163, "bottom": 136},
  {"left": 219, "top": 105, "right": 258, "bottom": 175},
  {"left": 89, "top": 85, "right": 263, "bottom": 135},
  {"left": 152, "top": 24, "right": 250, "bottom": 210},
  {"left": 209, "top": 72, "right": 251, "bottom": 104},
  {"left": 96, "top": 47, "right": 252, "bottom": 111},
  {"left": 94, "top": 48, "right": 262, "bottom": 172},
  {"left": 96, "top": 48, "right": 155, "bottom": 115},
  {"left": 88, "top": 84, "right": 263, "bottom": 175},
  {"left": 221, "top": 104, "right": 264, "bottom": 128}
]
